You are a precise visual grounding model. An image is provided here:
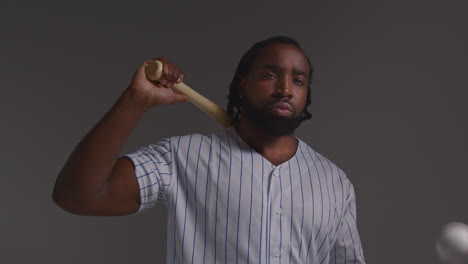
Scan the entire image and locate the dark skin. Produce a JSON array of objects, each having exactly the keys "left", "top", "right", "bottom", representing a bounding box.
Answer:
[
  {"left": 52, "top": 44, "right": 310, "bottom": 216},
  {"left": 52, "top": 57, "right": 188, "bottom": 215},
  {"left": 236, "top": 43, "right": 310, "bottom": 166}
]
